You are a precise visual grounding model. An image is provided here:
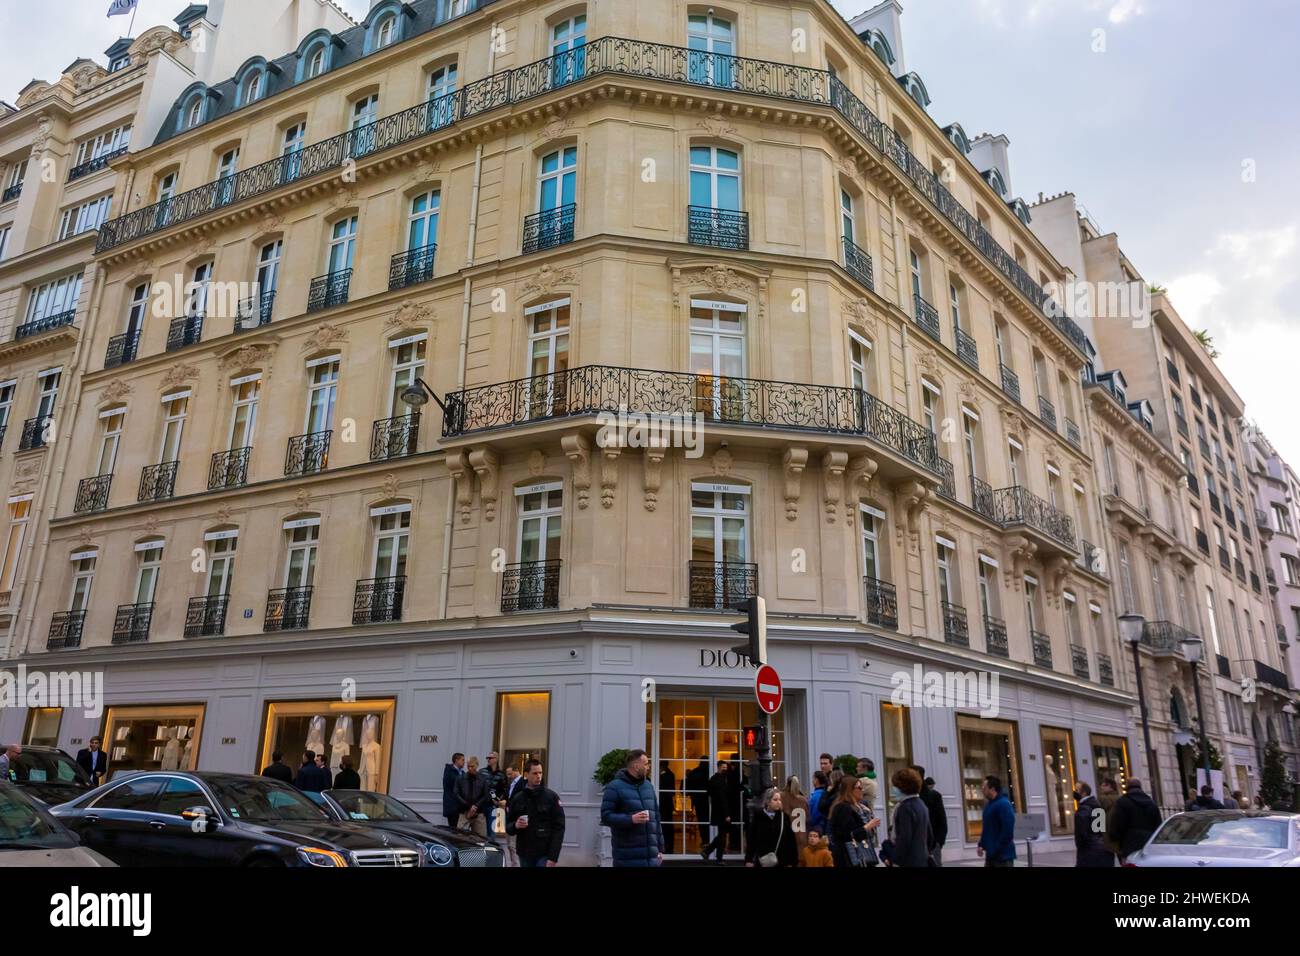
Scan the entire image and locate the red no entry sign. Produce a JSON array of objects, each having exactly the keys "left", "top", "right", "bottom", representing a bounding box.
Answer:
[{"left": 754, "top": 664, "right": 782, "bottom": 715}]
